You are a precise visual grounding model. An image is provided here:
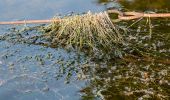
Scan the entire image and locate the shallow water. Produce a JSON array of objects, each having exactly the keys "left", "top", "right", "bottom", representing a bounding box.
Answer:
[
  {"left": 0, "top": 0, "right": 106, "bottom": 21},
  {"left": 0, "top": 0, "right": 105, "bottom": 100},
  {"left": 0, "top": 0, "right": 170, "bottom": 100}
]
